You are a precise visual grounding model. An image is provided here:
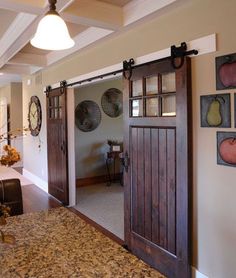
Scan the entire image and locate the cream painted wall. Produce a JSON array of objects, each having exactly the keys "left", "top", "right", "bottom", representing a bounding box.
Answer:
[
  {"left": 22, "top": 0, "right": 236, "bottom": 277},
  {"left": 74, "top": 78, "right": 123, "bottom": 179},
  {"left": 22, "top": 75, "right": 48, "bottom": 183}
]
